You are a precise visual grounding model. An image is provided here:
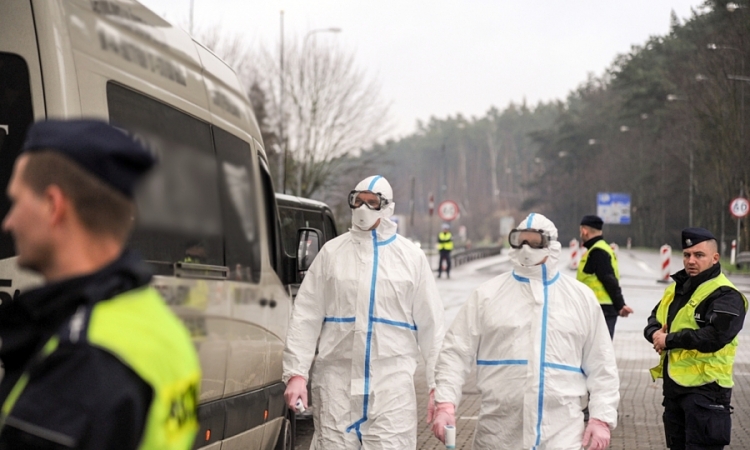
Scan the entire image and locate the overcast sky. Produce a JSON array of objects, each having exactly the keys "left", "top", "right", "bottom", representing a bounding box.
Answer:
[{"left": 139, "top": 0, "right": 706, "bottom": 138}]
